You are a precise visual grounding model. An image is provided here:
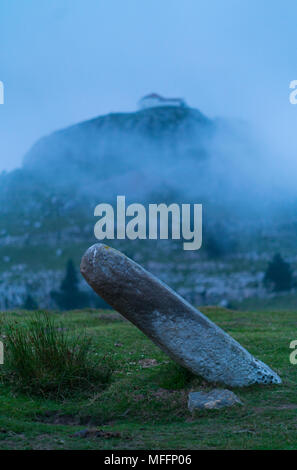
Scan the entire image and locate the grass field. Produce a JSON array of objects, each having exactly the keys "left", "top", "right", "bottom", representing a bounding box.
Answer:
[{"left": 0, "top": 306, "right": 296, "bottom": 450}]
